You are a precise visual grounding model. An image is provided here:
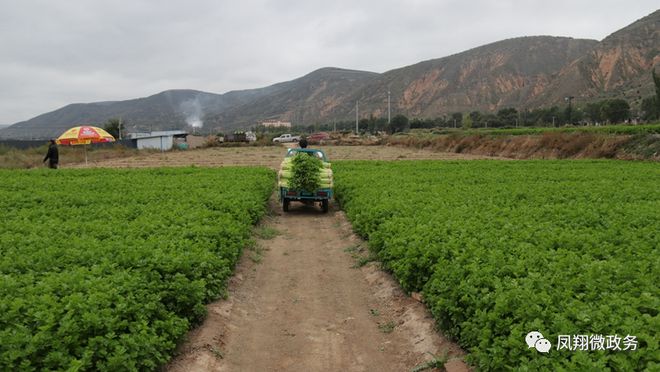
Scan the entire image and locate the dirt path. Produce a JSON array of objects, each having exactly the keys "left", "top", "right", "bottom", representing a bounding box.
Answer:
[{"left": 166, "top": 198, "right": 469, "bottom": 372}]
